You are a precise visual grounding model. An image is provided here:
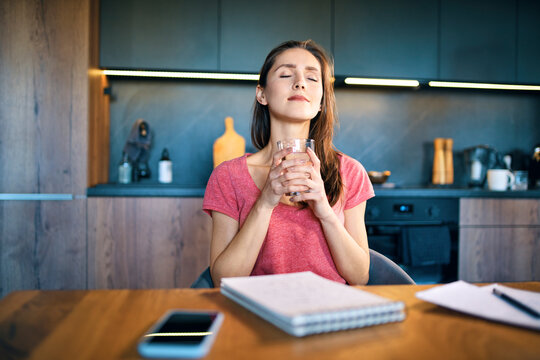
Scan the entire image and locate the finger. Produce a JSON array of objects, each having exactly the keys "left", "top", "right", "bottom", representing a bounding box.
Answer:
[
  {"left": 306, "top": 147, "right": 321, "bottom": 171},
  {"left": 272, "top": 147, "right": 293, "bottom": 167},
  {"left": 282, "top": 166, "right": 312, "bottom": 179}
]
